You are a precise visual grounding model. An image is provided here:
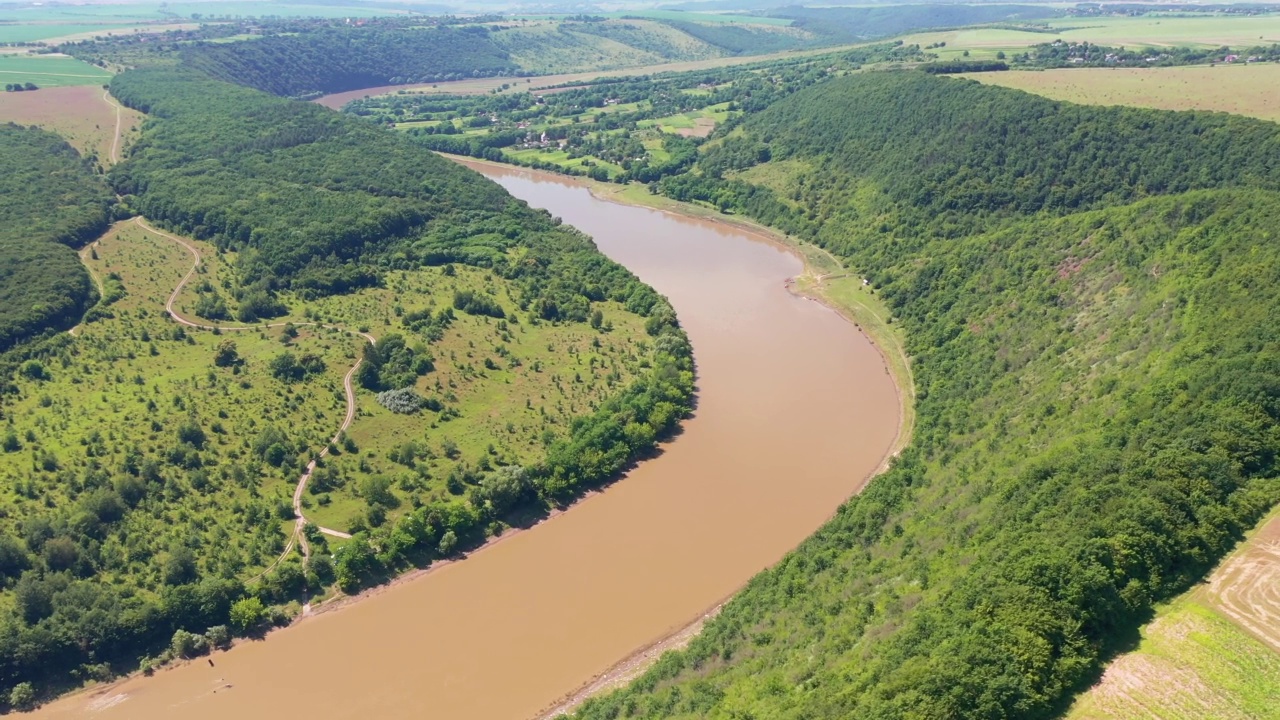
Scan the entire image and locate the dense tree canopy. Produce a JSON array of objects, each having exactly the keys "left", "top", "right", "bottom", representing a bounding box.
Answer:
[
  {"left": 576, "top": 74, "right": 1280, "bottom": 719},
  {"left": 0, "top": 124, "right": 113, "bottom": 351}
]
